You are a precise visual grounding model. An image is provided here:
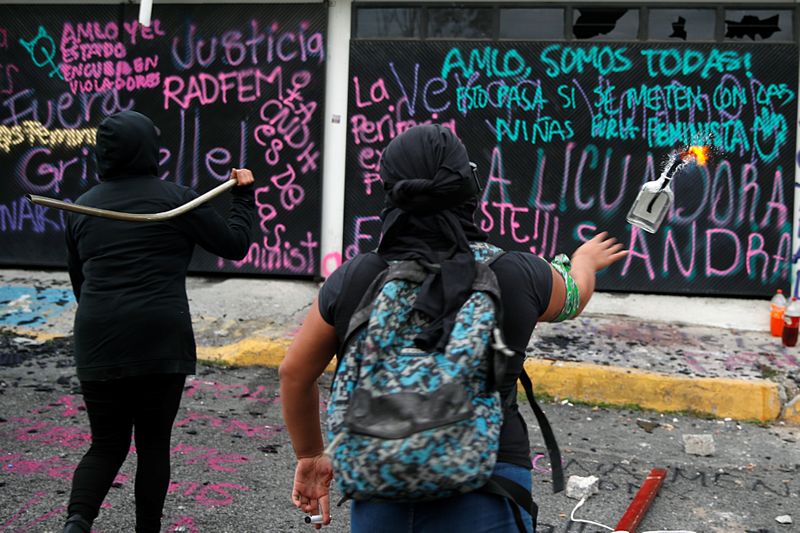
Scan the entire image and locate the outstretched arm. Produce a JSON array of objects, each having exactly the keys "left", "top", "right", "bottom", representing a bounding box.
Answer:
[{"left": 540, "top": 232, "right": 628, "bottom": 322}]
